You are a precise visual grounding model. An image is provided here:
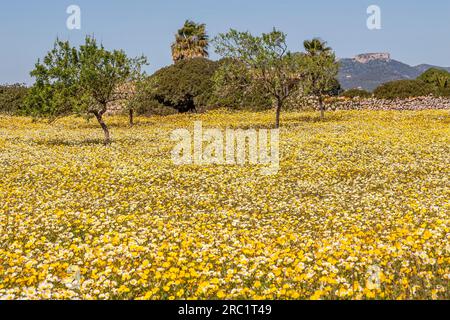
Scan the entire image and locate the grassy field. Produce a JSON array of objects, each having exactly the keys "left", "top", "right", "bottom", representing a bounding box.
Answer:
[{"left": 0, "top": 110, "right": 449, "bottom": 300}]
